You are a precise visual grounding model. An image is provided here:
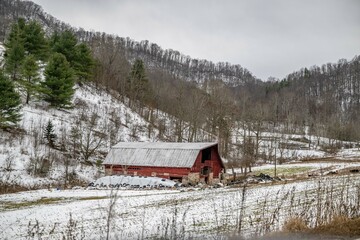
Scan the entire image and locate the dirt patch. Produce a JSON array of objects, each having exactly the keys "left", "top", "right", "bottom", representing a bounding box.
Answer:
[
  {"left": 252, "top": 166, "right": 315, "bottom": 177},
  {"left": 0, "top": 195, "right": 109, "bottom": 211},
  {"left": 301, "top": 157, "right": 360, "bottom": 163},
  {"left": 0, "top": 197, "right": 64, "bottom": 211},
  {"left": 78, "top": 196, "right": 108, "bottom": 201}
]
